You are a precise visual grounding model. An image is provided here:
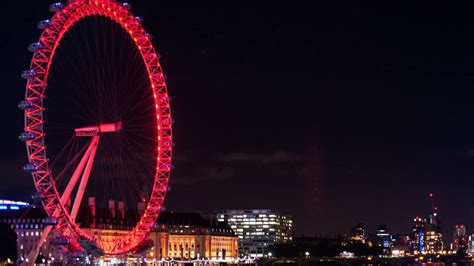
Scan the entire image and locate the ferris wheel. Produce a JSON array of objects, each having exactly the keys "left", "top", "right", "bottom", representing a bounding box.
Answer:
[{"left": 19, "top": 0, "right": 172, "bottom": 259}]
